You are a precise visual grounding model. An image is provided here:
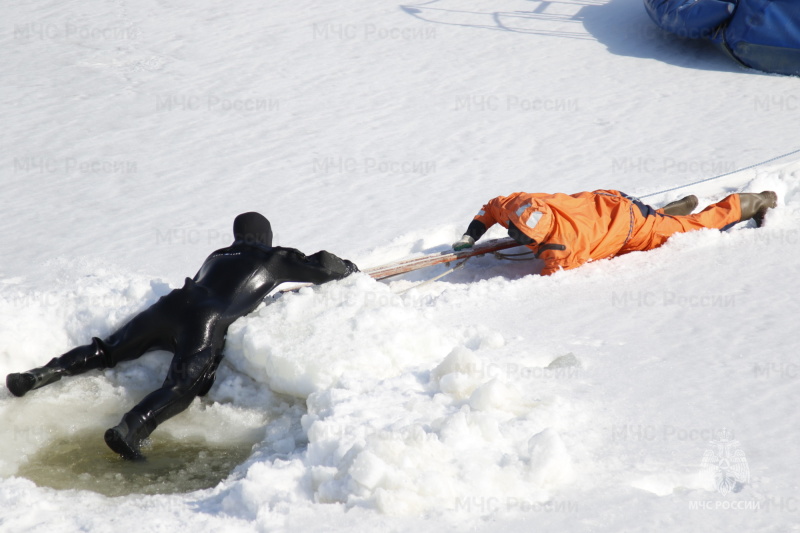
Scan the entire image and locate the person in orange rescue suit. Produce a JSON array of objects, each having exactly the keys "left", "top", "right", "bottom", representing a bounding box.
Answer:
[{"left": 452, "top": 190, "right": 778, "bottom": 276}]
